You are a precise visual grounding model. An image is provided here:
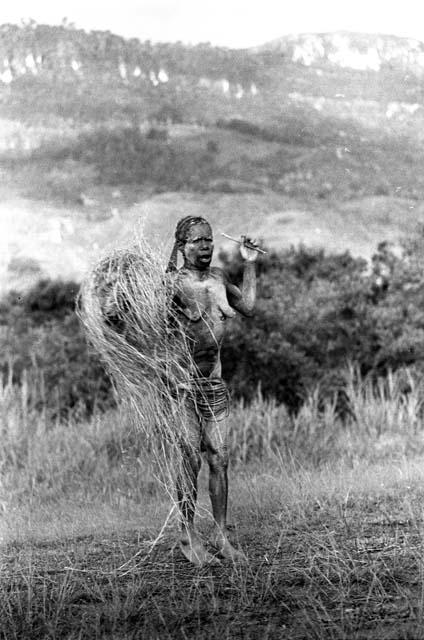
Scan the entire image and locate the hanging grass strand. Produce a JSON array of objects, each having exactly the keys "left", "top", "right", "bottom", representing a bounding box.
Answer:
[{"left": 78, "top": 242, "right": 198, "bottom": 505}]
